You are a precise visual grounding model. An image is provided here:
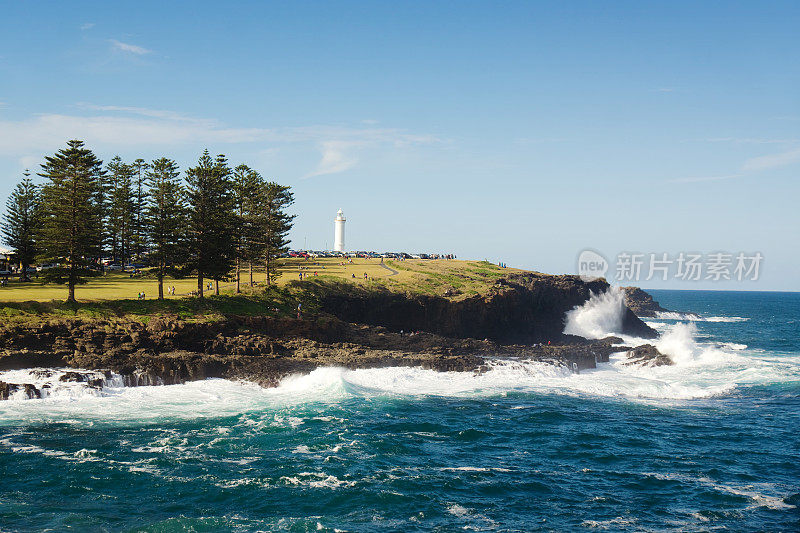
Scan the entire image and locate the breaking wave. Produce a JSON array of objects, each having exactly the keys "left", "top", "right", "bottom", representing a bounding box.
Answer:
[
  {"left": 2, "top": 344, "right": 799, "bottom": 425},
  {"left": 655, "top": 311, "right": 749, "bottom": 323},
  {"left": 563, "top": 286, "right": 626, "bottom": 339},
  {"left": 559, "top": 288, "right": 800, "bottom": 399}
]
